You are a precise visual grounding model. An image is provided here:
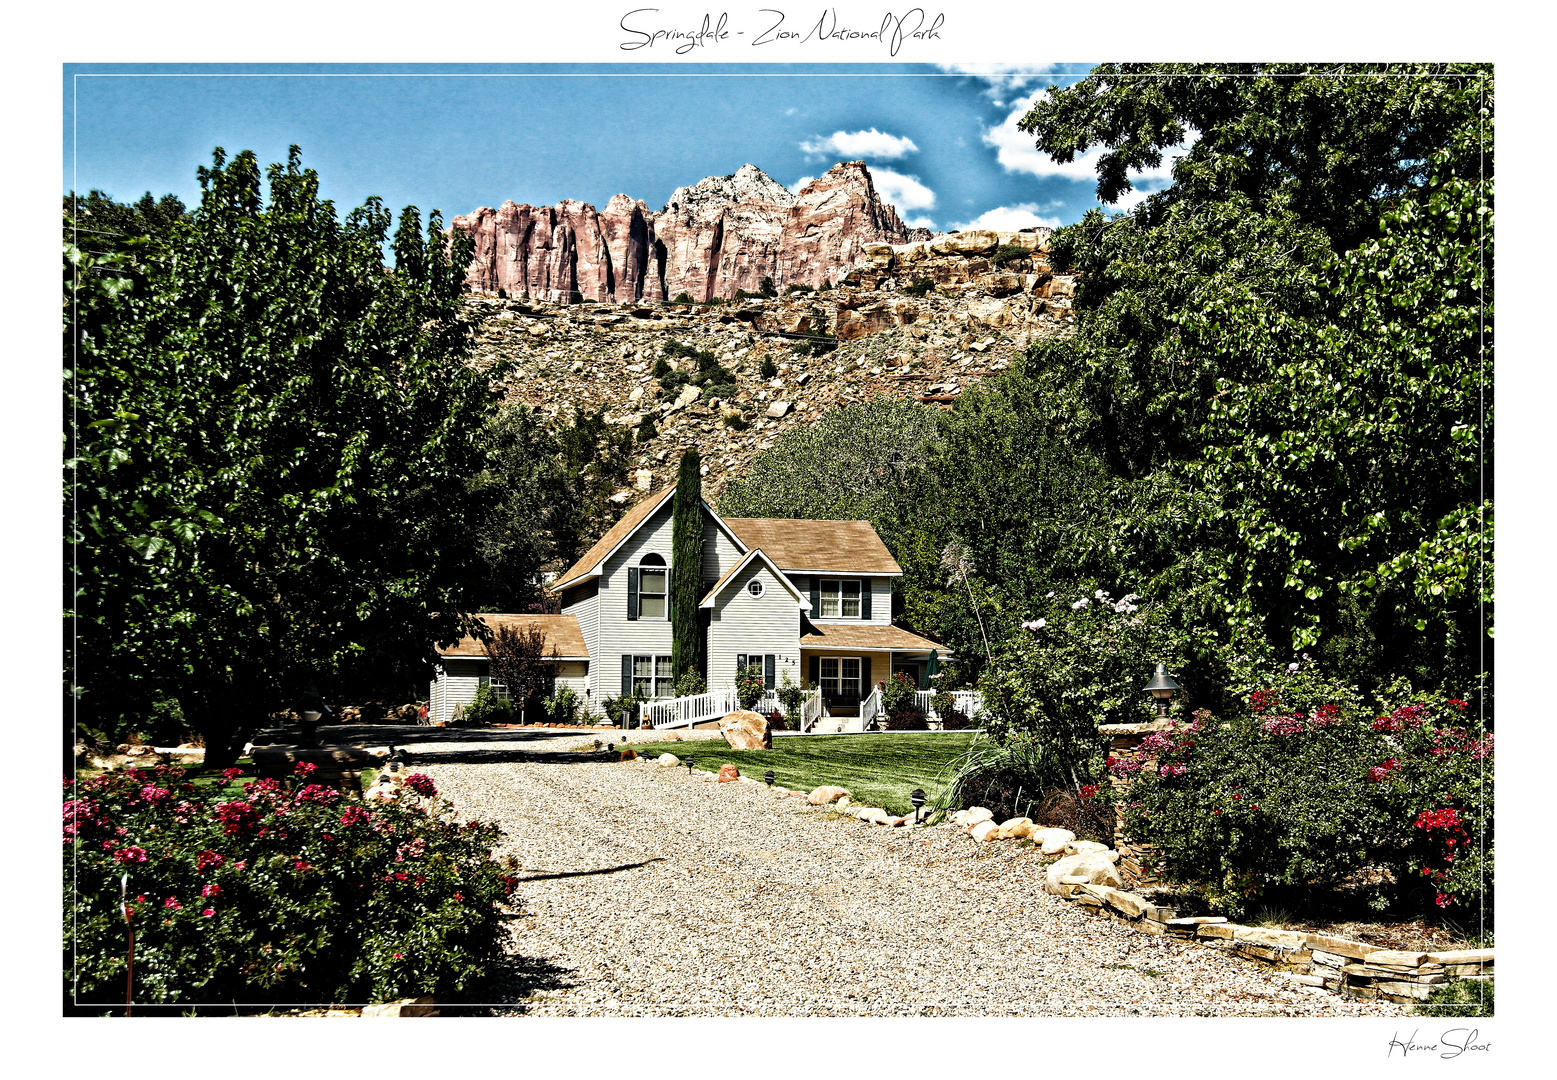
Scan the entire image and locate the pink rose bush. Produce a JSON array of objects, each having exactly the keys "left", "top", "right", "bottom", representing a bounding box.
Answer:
[{"left": 64, "top": 763, "right": 515, "bottom": 1007}]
